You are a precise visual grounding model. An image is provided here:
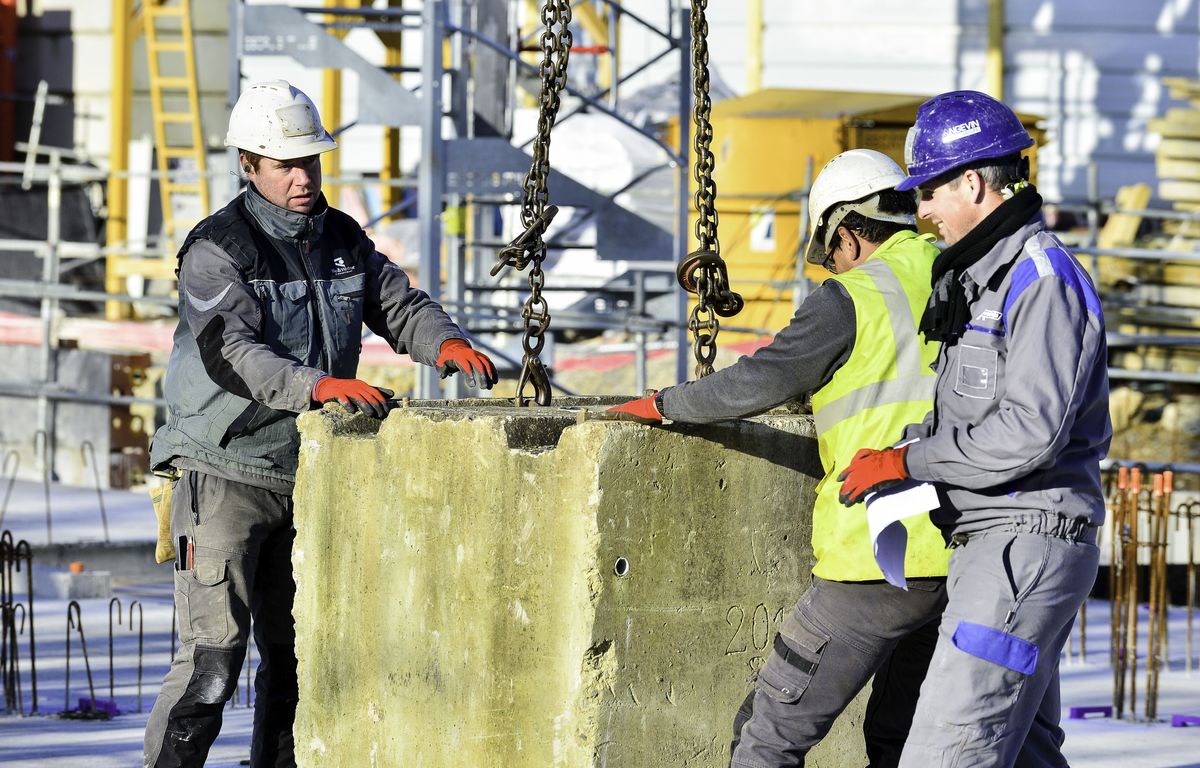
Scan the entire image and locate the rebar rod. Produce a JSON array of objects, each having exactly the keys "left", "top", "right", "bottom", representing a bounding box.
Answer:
[
  {"left": 0, "top": 451, "right": 19, "bottom": 530},
  {"left": 108, "top": 598, "right": 122, "bottom": 701},
  {"left": 14, "top": 540, "right": 34, "bottom": 713},
  {"left": 33, "top": 431, "right": 51, "bottom": 544},
  {"left": 82, "top": 442, "right": 110, "bottom": 543},
  {"left": 65, "top": 601, "right": 96, "bottom": 712},
  {"left": 128, "top": 600, "right": 143, "bottom": 713},
  {"left": 0, "top": 531, "right": 12, "bottom": 714}
]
